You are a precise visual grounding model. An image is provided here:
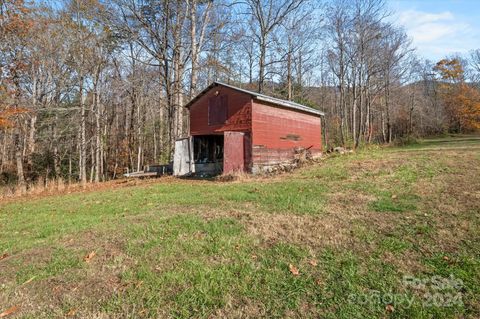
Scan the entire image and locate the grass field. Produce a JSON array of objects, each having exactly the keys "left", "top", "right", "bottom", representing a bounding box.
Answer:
[{"left": 1, "top": 135, "right": 479, "bottom": 318}]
